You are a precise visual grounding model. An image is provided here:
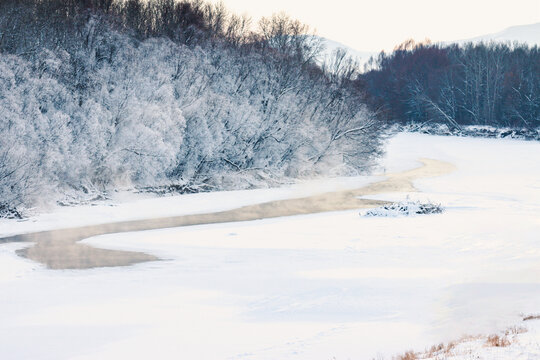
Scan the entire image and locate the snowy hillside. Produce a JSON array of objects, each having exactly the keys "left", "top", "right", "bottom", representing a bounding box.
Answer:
[
  {"left": 455, "top": 22, "right": 540, "bottom": 46},
  {"left": 315, "top": 36, "right": 377, "bottom": 67}
]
